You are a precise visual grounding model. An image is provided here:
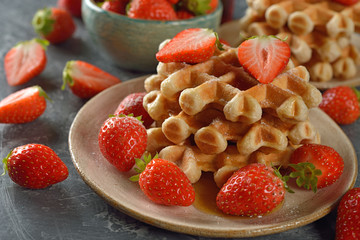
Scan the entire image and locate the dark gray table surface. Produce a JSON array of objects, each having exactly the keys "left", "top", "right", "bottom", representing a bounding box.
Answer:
[{"left": 0, "top": 0, "right": 359, "bottom": 239}]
